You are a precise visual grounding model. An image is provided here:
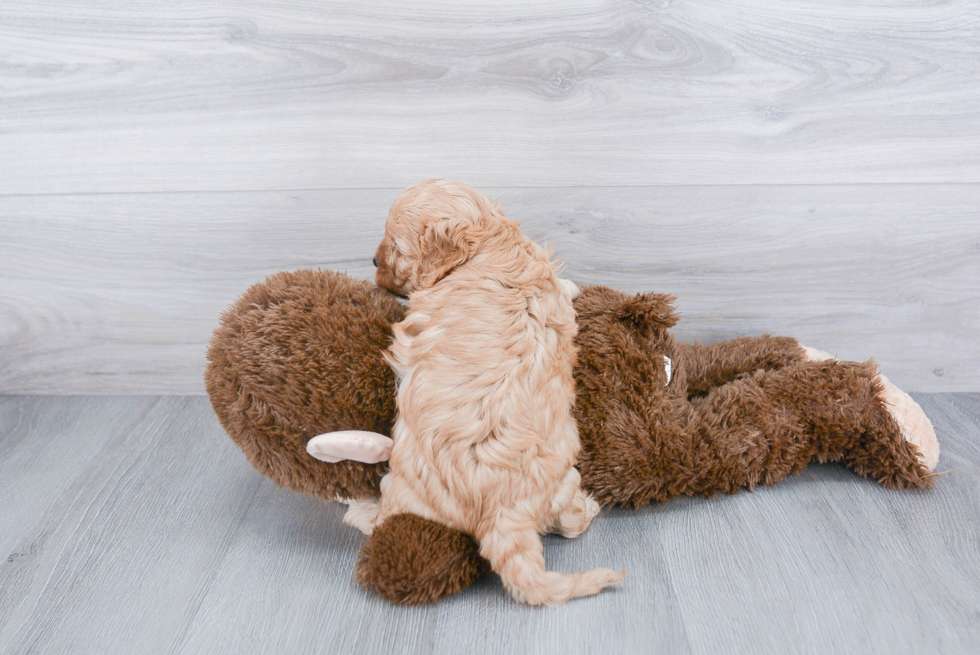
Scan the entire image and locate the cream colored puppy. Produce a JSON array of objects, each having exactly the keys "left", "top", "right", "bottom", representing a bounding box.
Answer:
[{"left": 348, "top": 180, "right": 624, "bottom": 605}]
